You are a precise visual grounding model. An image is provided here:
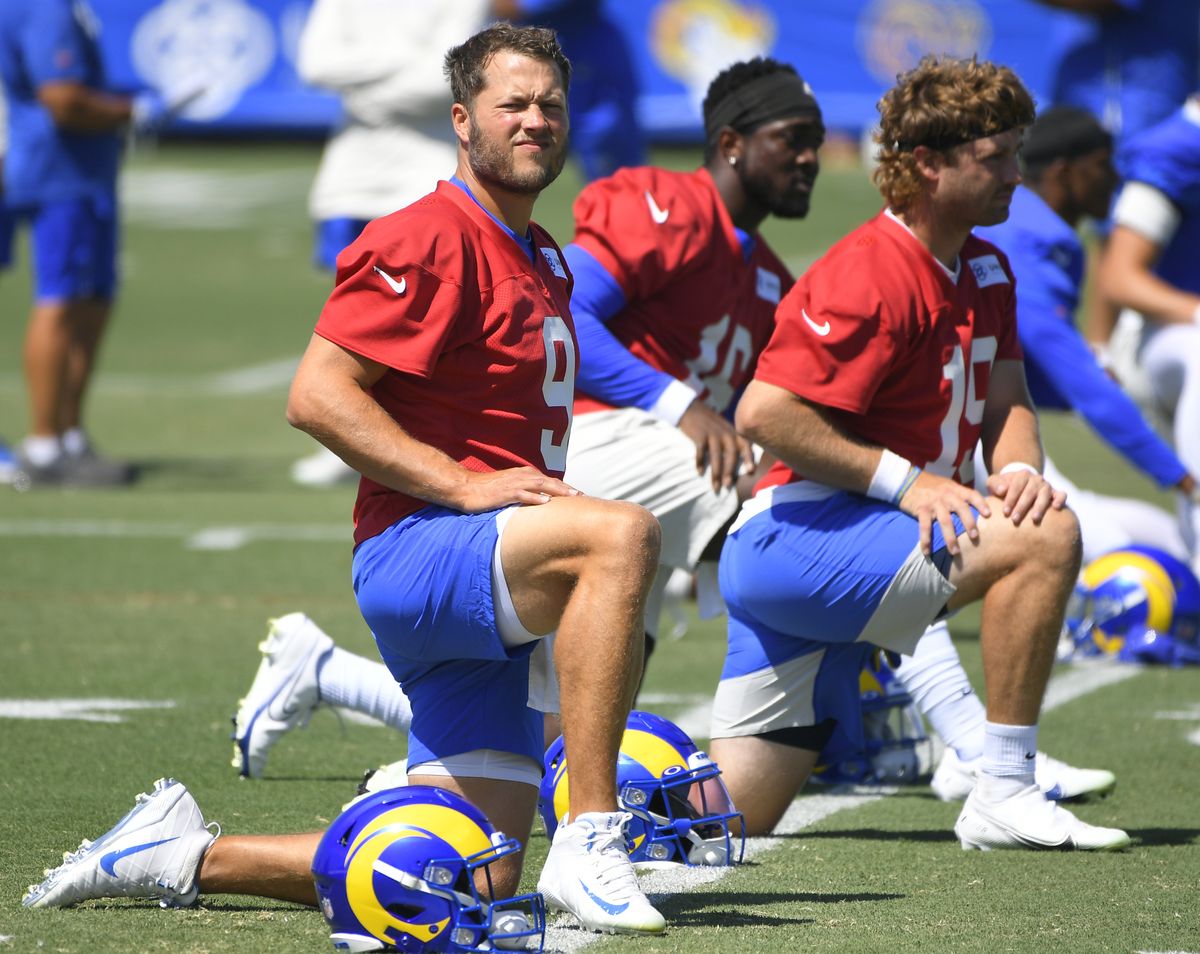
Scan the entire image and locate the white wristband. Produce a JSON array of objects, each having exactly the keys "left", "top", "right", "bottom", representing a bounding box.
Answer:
[
  {"left": 867, "top": 449, "right": 914, "bottom": 503},
  {"left": 649, "top": 377, "right": 702, "bottom": 426},
  {"left": 999, "top": 462, "right": 1040, "bottom": 476}
]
